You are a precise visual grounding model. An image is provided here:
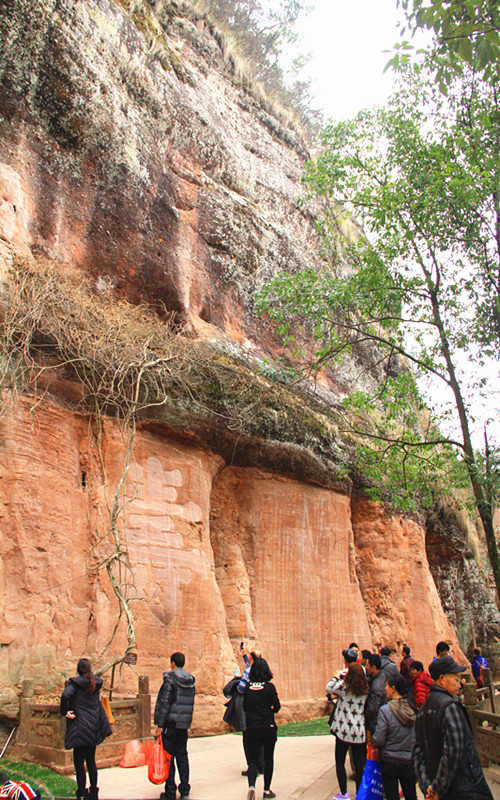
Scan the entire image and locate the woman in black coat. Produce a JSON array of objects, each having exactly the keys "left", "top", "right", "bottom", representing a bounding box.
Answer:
[
  {"left": 243, "top": 657, "right": 280, "bottom": 800},
  {"left": 60, "top": 658, "right": 112, "bottom": 800}
]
